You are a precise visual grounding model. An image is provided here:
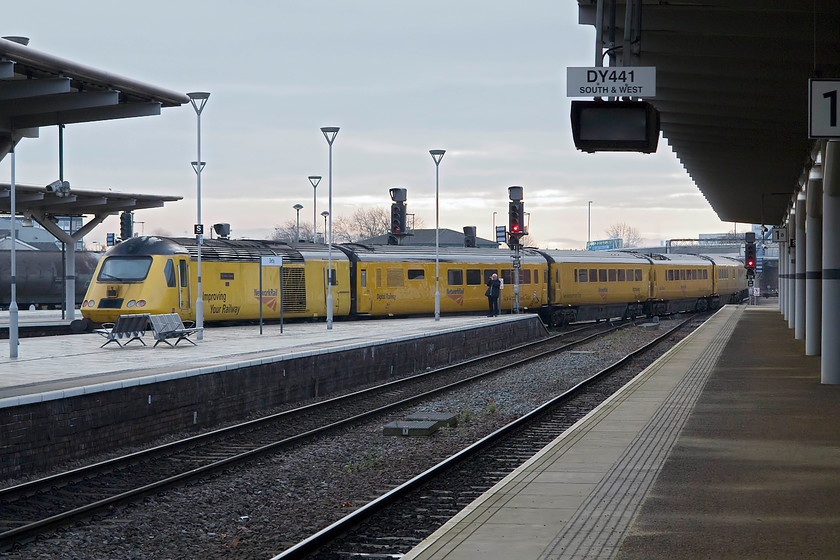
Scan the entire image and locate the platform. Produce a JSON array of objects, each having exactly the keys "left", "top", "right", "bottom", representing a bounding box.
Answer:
[
  {"left": 0, "top": 313, "right": 532, "bottom": 403},
  {"left": 403, "top": 300, "right": 837, "bottom": 560},
  {"left": 0, "top": 313, "right": 547, "bottom": 479}
]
